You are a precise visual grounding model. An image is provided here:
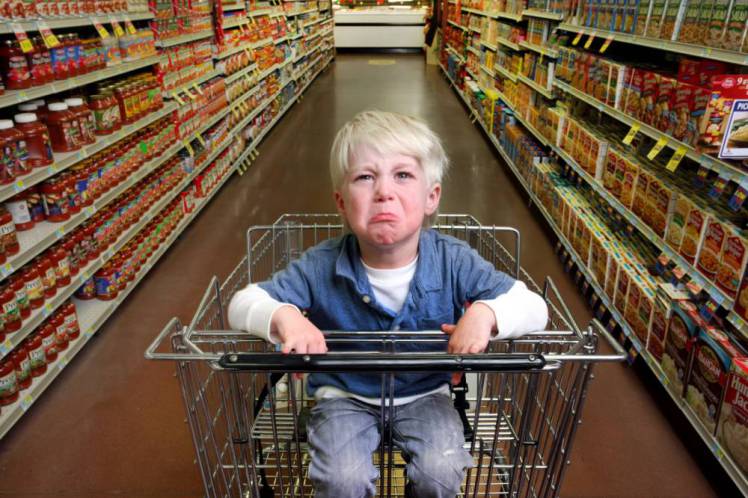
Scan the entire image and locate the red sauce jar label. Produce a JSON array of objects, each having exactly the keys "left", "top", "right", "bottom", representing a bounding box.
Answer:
[
  {"left": 25, "top": 276, "right": 43, "bottom": 300},
  {"left": 28, "top": 342, "right": 46, "bottom": 370},
  {"left": 3, "top": 299, "right": 19, "bottom": 324},
  {"left": 75, "top": 277, "right": 96, "bottom": 299},
  {"left": 56, "top": 256, "right": 70, "bottom": 280},
  {"left": 41, "top": 332, "right": 56, "bottom": 355},
  {"left": 6, "top": 201, "right": 31, "bottom": 226},
  {"left": 64, "top": 311, "right": 79, "bottom": 338},
  {"left": 0, "top": 365, "right": 18, "bottom": 403},
  {"left": 15, "top": 354, "right": 30, "bottom": 386}
]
